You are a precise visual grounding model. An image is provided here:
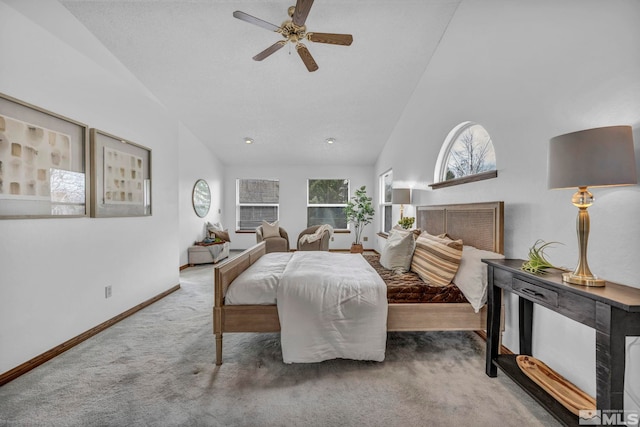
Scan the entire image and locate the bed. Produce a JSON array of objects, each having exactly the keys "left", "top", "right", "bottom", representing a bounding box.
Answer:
[{"left": 213, "top": 201, "right": 504, "bottom": 365}]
